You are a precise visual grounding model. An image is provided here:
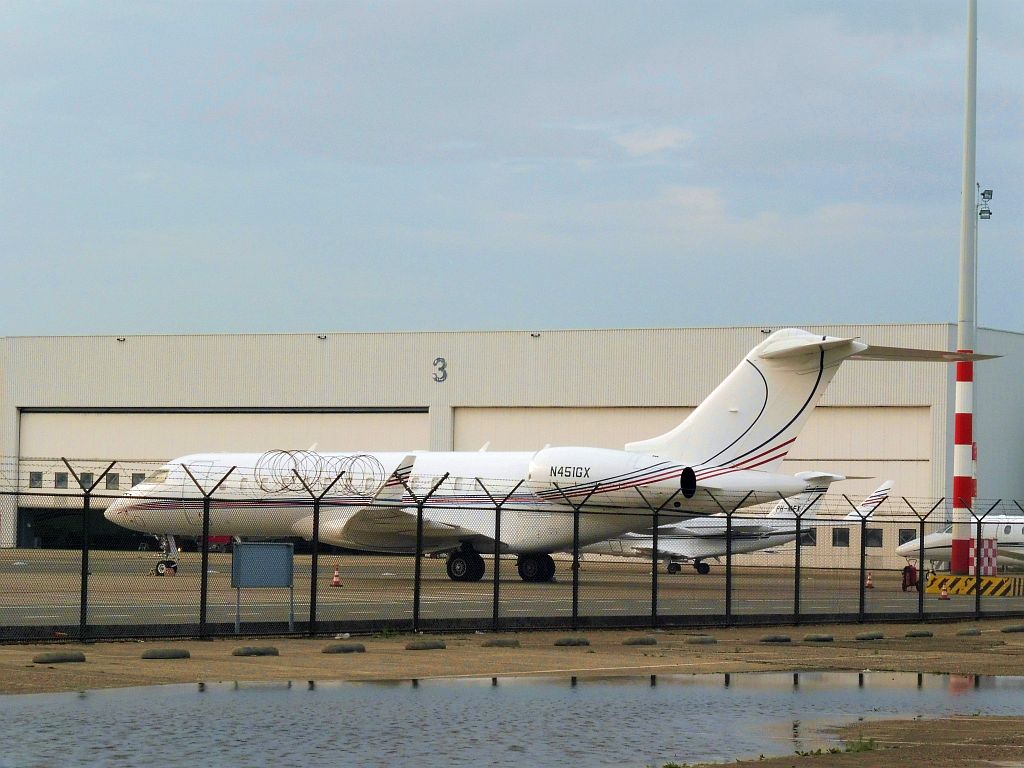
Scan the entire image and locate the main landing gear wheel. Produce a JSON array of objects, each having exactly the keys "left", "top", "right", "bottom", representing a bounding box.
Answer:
[
  {"left": 155, "top": 560, "right": 178, "bottom": 576},
  {"left": 666, "top": 562, "right": 681, "bottom": 575},
  {"left": 517, "top": 553, "right": 555, "bottom": 583},
  {"left": 446, "top": 550, "right": 485, "bottom": 582},
  {"left": 694, "top": 561, "right": 711, "bottom": 575}
]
